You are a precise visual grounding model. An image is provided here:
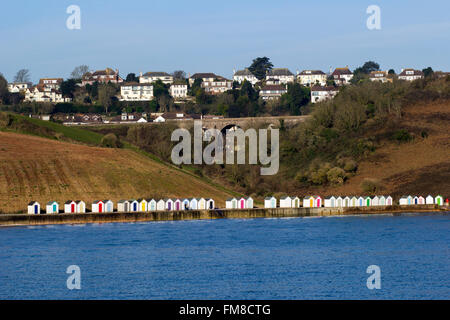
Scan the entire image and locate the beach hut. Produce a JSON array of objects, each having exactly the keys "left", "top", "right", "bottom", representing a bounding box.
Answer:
[
  {"left": 198, "top": 198, "right": 207, "bottom": 210},
  {"left": 351, "top": 196, "right": 358, "bottom": 207},
  {"left": 64, "top": 200, "right": 77, "bottom": 214},
  {"left": 174, "top": 199, "right": 182, "bottom": 211},
  {"left": 379, "top": 196, "right": 386, "bottom": 206},
  {"left": 156, "top": 199, "right": 165, "bottom": 211},
  {"left": 164, "top": 199, "right": 174, "bottom": 211},
  {"left": 92, "top": 200, "right": 105, "bottom": 213},
  {"left": 357, "top": 196, "right": 364, "bottom": 207},
  {"left": 413, "top": 196, "right": 419, "bottom": 205},
  {"left": 226, "top": 198, "right": 234, "bottom": 209},
  {"left": 303, "top": 196, "right": 314, "bottom": 208},
  {"left": 324, "top": 196, "right": 336, "bottom": 208},
  {"left": 129, "top": 199, "right": 139, "bottom": 212},
  {"left": 407, "top": 195, "right": 413, "bottom": 205},
  {"left": 75, "top": 200, "right": 85, "bottom": 213},
  {"left": 103, "top": 200, "right": 114, "bottom": 212},
  {"left": 28, "top": 201, "right": 40, "bottom": 214},
  {"left": 365, "top": 196, "right": 372, "bottom": 207},
  {"left": 147, "top": 199, "right": 157, "bottom": 211},
  {"left": 372, "top": 196, "right": 380, "bottom": 206},
  {"left": 231, "top": 198, "right": 238, "bottom": 209},
  {"left": 117, "top": 200, "right": 130, "bottom": 212},
  {"left": 182, "top": 198, "right": 190, "bottom": 210},
  {"left": 344, "top": 196, "right": 351, "bottom": 207},
  {"left": 280, "top": 196, "right": 292, "bottom": 208},
  {"left": 292, "top": 197, "right": 301, "bottom": 208},
  {"left": 399, "top": 196, "right": 408, "bottom": 205},
  {"left": 137, "top": 199, "right": 147, "bottom": 212},
  {"left": 189, "top": 198, "right": 198, "bottom": 210},
  {"left": 315, "top": 196, "right": 323, "bottom": 208},
  {"left": 386, "top": 196, "right": 393, "bottom": 206},
  {"left": 246, "top": 197, "right": 254, "bottom": 209},
  {"left": 435, "top": 195, "right": 443, "bottom": 206},
  {"left": 238, "top": 197, "right": 246, "bottom": 209},
  {"left": 206, "top": 199, "right": 215, "bottom": 210},
  {"left": 425, "top": 195, "right": 434, "bottom": 205},
  {"left": 336, "top": 196, "right": 343, "bottom": 208},
  {"left": 417, "top": 196, "right": 425, "bottom": 205},
  {"left": 46, "top": 201, "right": 59, "bottom": 214},
  {"left": 264, "top": 197, "right": 277, "bottom": 208}
]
